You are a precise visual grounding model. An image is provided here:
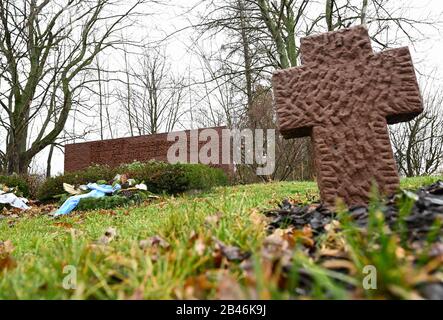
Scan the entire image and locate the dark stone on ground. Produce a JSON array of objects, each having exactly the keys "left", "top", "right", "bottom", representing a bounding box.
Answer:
[
  {"left": 417, "top": 283, "right": 443, "bottom": 300},
  {"left": 264, "top": 181, "right": 443, "bottom": 299},
  {"left": 265, "top": 181, "right": 443, "bottom": 241}
]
